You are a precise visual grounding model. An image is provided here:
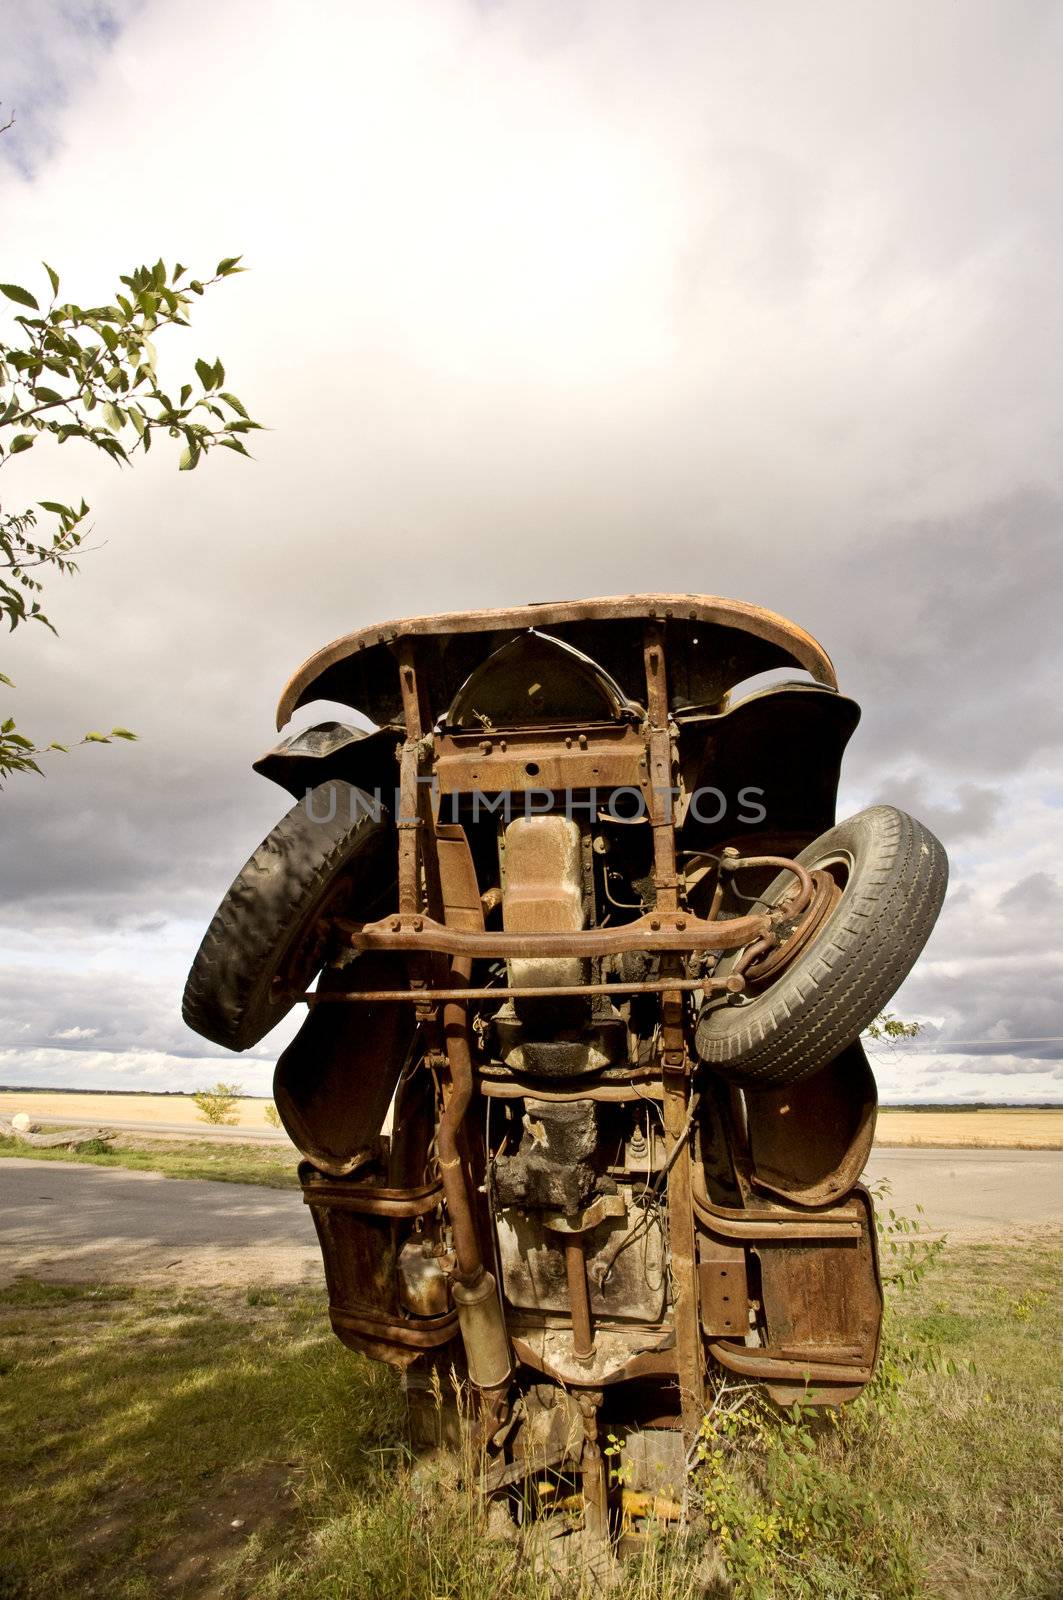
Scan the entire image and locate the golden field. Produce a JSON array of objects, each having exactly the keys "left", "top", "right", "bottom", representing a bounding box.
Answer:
[
  {"left": 0, "top": 1090, "right": 279, "bottom": 1133},
  {"left": 1, "top": 1091, "right": 1060, "bottom": 1147},
  {"left": 875, "top": 1108, "right": 1063, "bottom": 1148}
]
